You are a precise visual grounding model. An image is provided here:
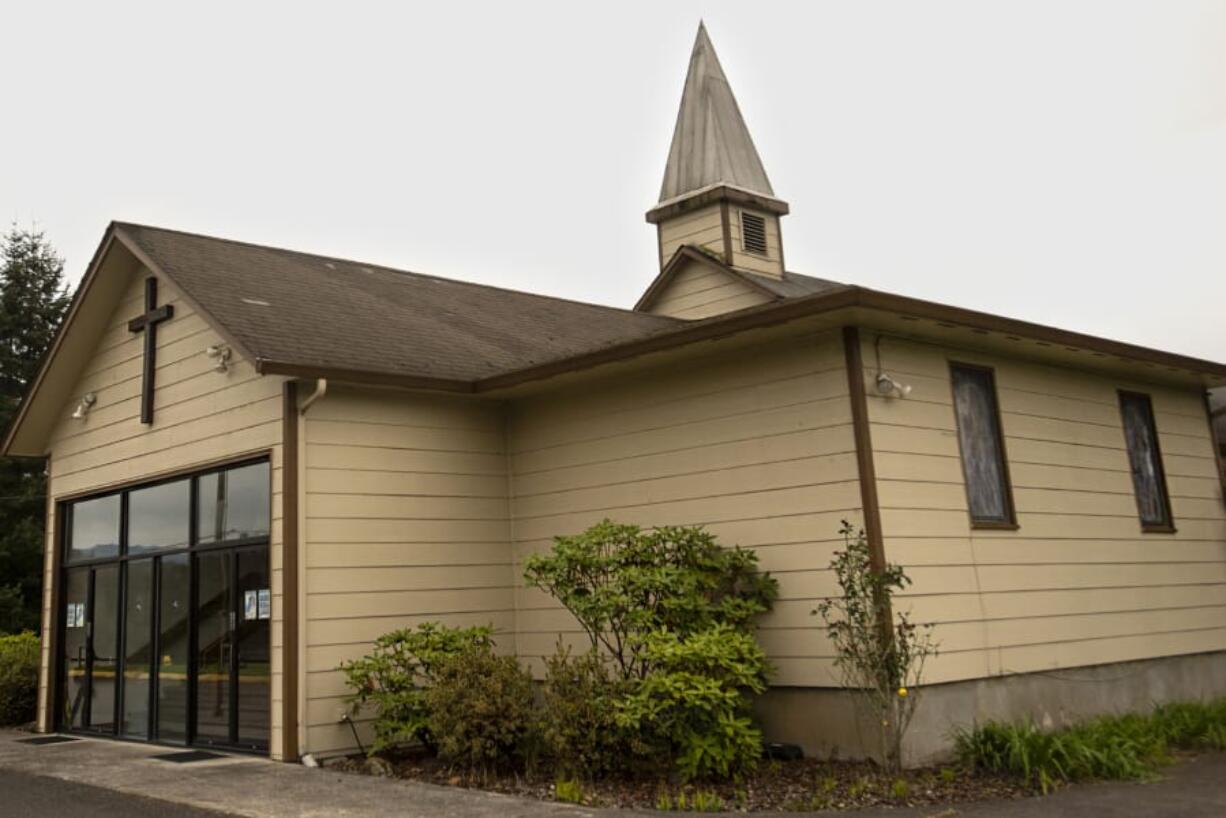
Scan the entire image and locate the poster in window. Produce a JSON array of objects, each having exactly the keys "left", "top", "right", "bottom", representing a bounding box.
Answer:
[
  {"left": 244, "top": 590, "right": 258, "bottom": 622},
  {"left": 257, "top": 588, "right": 271, "bottom": 620}
]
